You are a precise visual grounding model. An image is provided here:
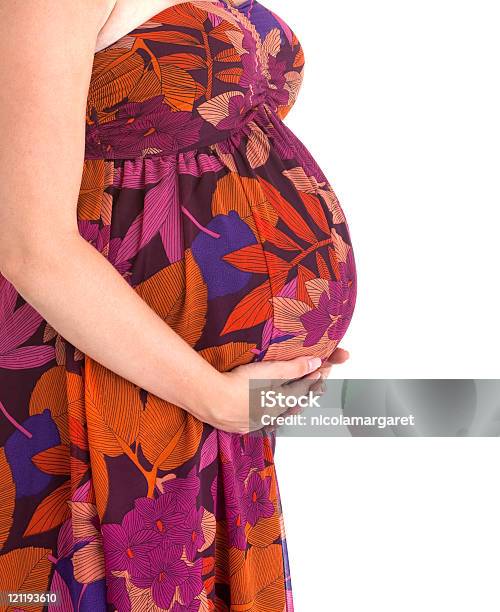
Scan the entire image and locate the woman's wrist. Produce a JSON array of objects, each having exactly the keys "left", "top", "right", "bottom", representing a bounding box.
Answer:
[{"left": 170, "top": 364, "right": 230, "bottom": 424}]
